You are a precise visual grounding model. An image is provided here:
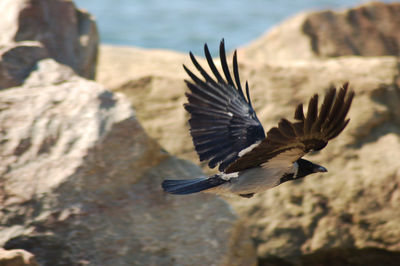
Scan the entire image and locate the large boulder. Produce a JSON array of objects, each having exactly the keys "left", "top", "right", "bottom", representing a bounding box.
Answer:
[
  {"left": 230, "top": 57, "right": 400, "bottom": 263},
  {"left": 97, "top": 44, "right": 400, "bottom": 166},
  {"left": 0, "top": 0, "right": 98, "bottom": 83},
  {"left": 240, "top": 2, "right": 400, "bottom": 62},
  {"left": 0, "top": 59, "right": 256, "bottom": 266}
]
